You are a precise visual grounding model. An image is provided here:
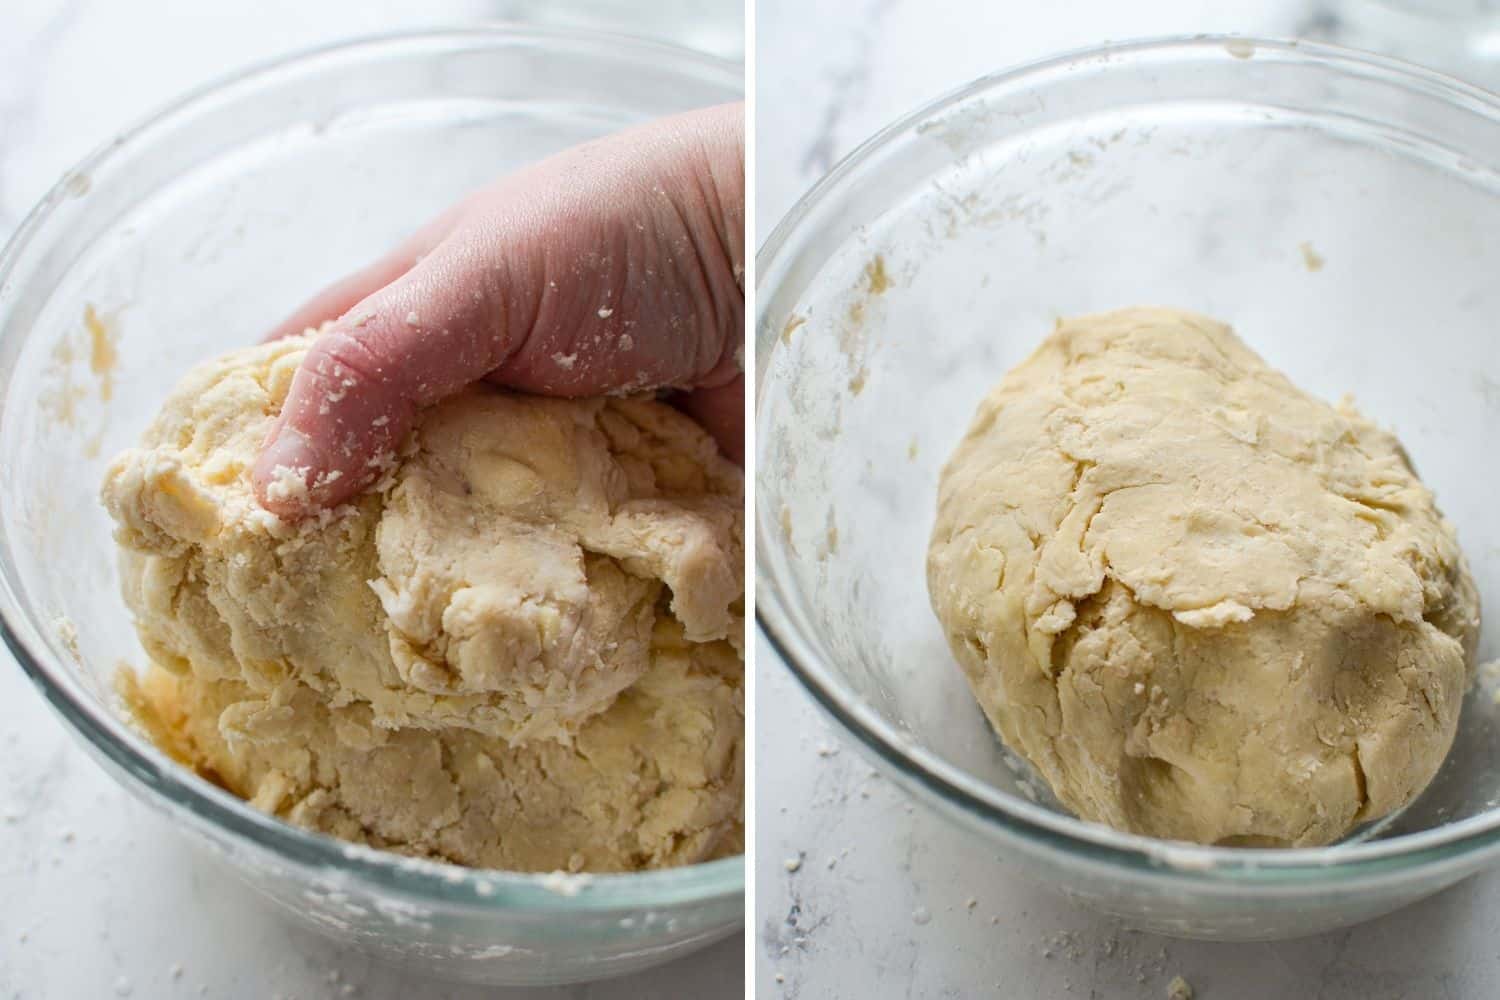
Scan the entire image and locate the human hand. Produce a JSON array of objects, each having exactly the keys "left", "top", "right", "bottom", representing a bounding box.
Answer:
[{"left": 252, "top": 102, "right": 744, "bottom": 517}]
